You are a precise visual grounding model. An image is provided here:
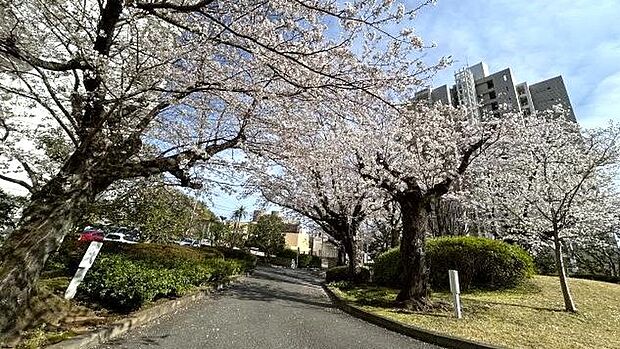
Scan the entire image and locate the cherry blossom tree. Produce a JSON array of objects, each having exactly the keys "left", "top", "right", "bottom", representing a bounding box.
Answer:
[
  {"left": 466, "top": 111, "right": 620, "bottom": 312},
  {"left": 0, "top": 0, "right": 443, "bottom": 334},
  {"left": 352, "top": 102, "right": 511, "bottom": 308},
  {"left": 250, "top": 113, "right": 383, "bottom": 277}
]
